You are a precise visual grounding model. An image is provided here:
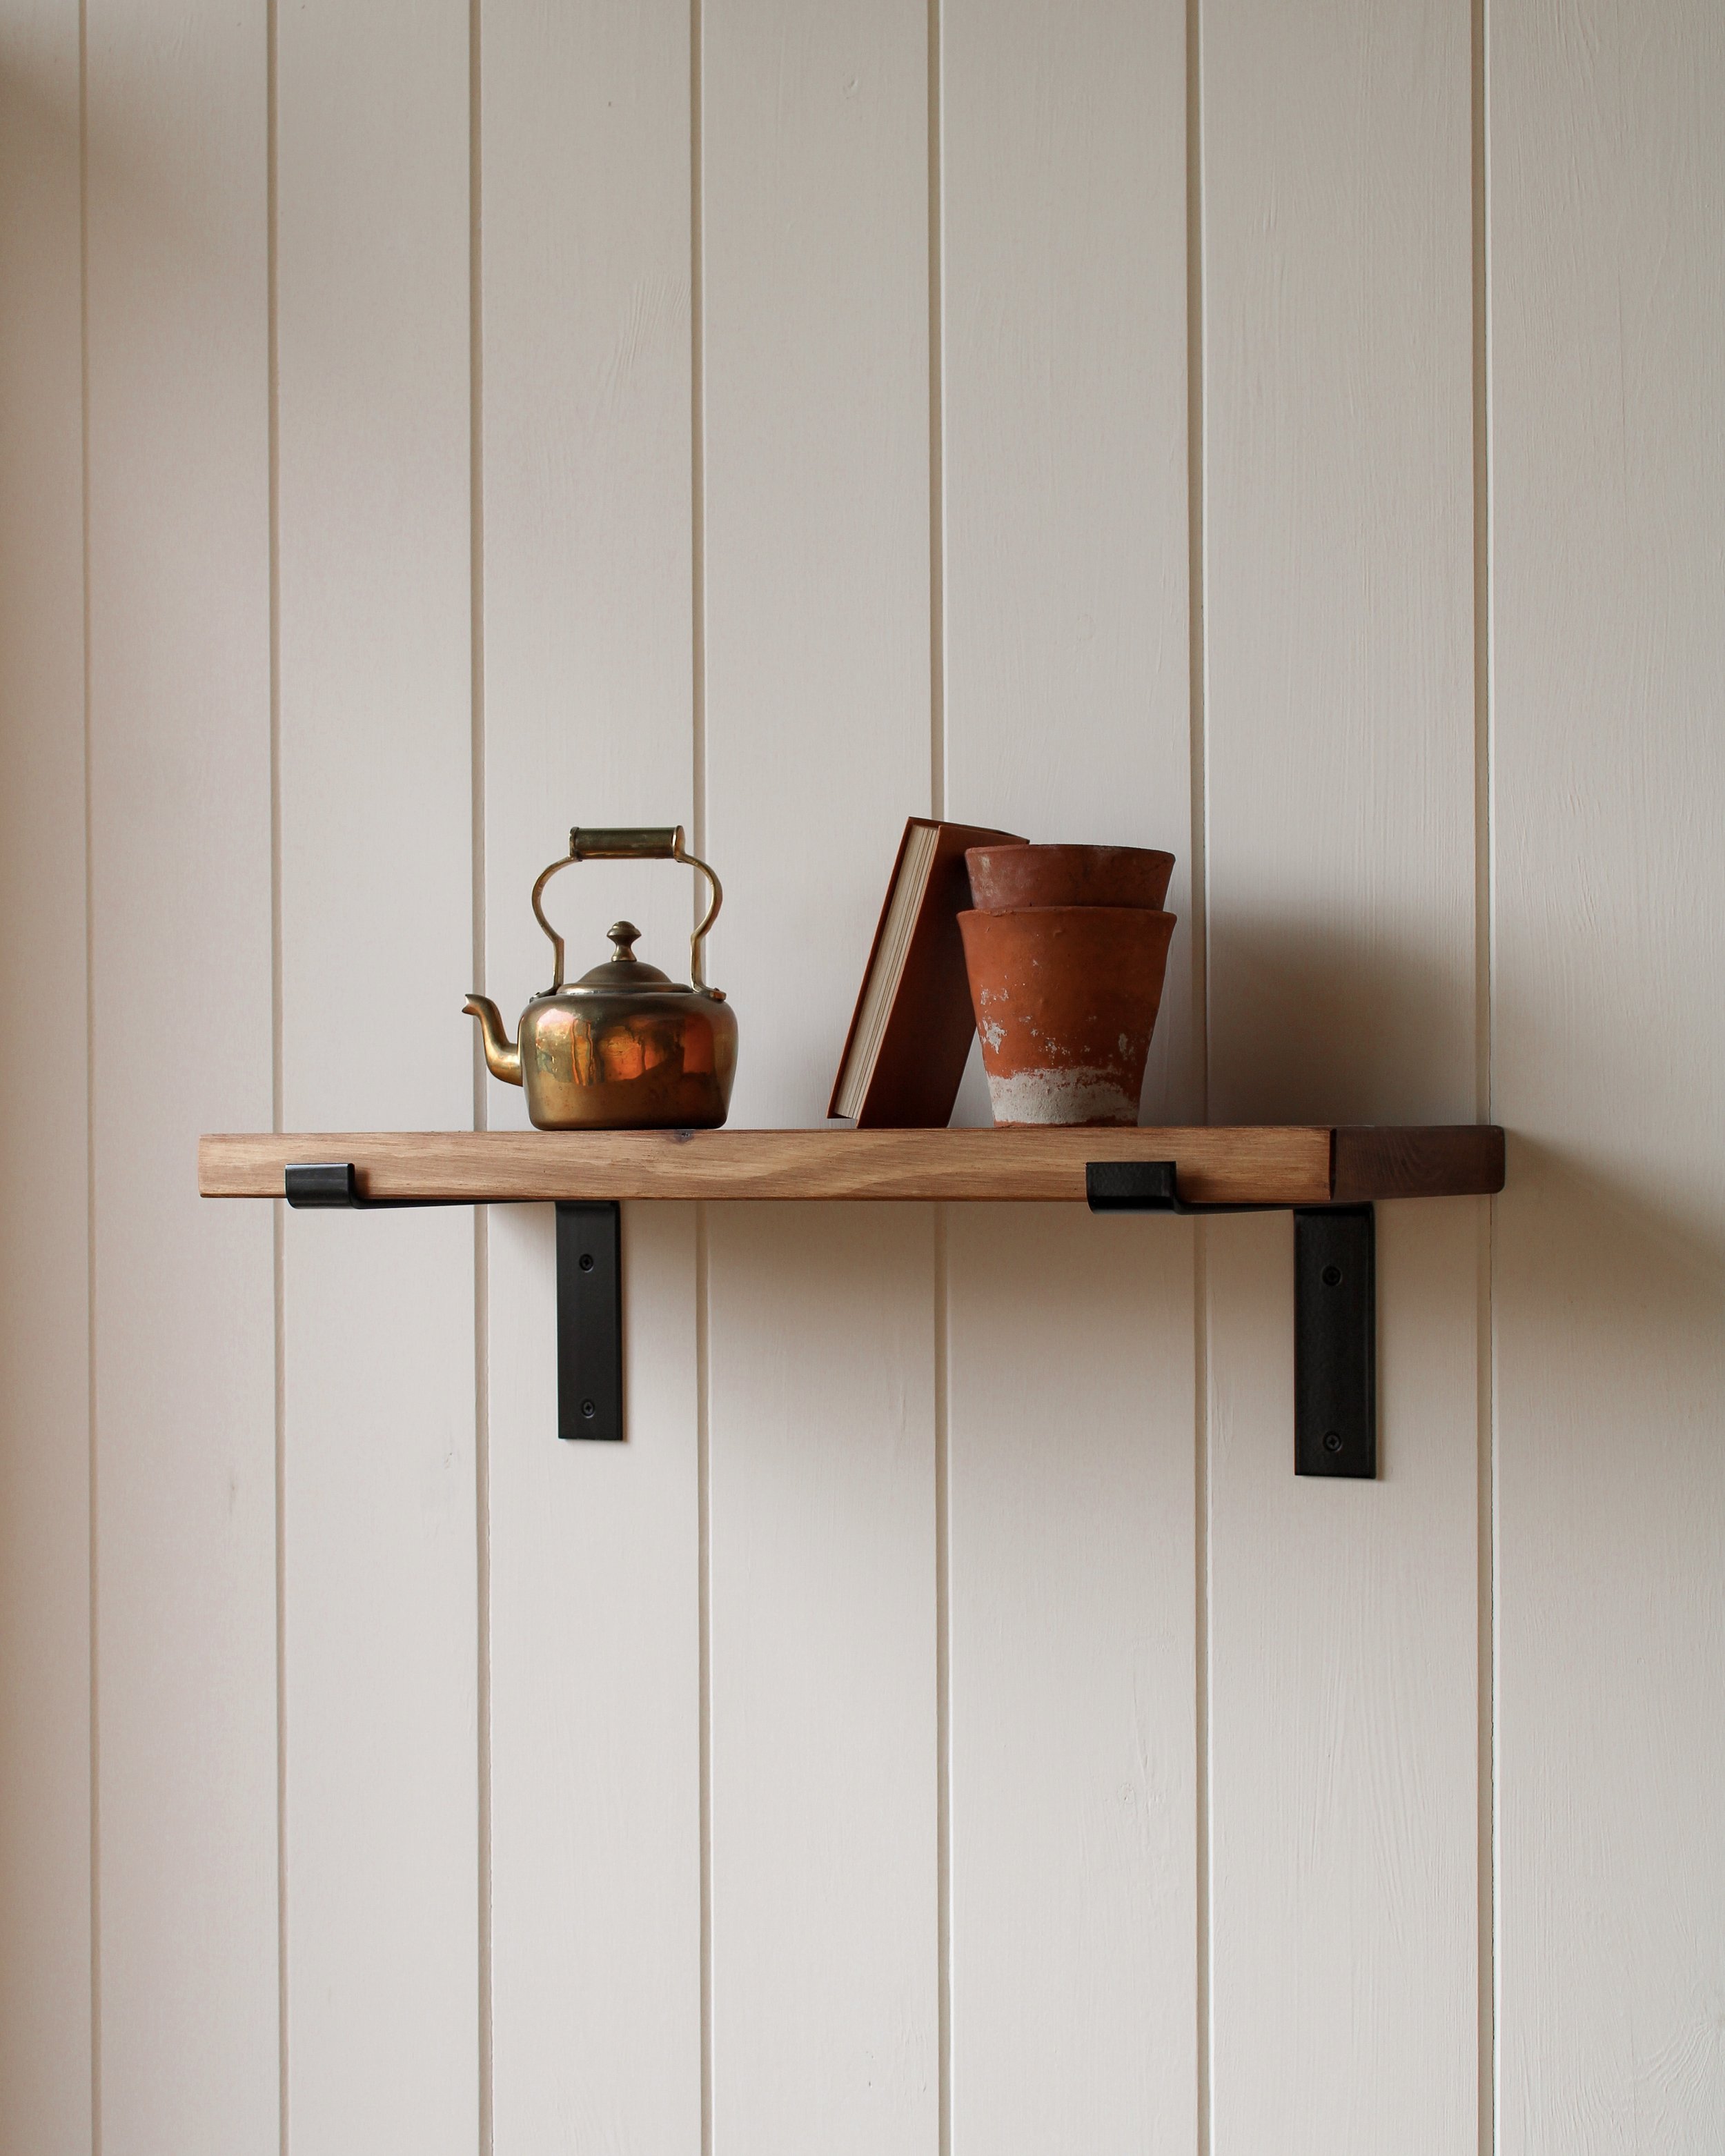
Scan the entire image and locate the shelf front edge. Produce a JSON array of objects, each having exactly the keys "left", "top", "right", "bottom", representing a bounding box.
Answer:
[
  {"left": 199, "top": 1127, "right": 1337, "bottom": 1205},
  {"left": 197, "top": 1126, "right": 1504, "bottom": 1207}
]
